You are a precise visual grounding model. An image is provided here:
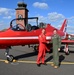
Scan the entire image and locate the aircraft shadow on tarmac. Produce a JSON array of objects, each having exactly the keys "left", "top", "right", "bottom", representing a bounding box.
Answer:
[
  {"left": 14, "top": 49, "right": 65, "bottom": 63},
  {"left": 14, "top": 46, "right": 74, "bottom": 63},
  {"left": 14, "top": 51, "right": 38, "bottom": 60},
  {"left": 68, "top": 50, "right": 74, "bottom": 53},
  {"left": 59, "top": 55, "right": 65, "bottom": 65},
  {"left": 45, "top": 55, "right": 65, "bottom": 65}
]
